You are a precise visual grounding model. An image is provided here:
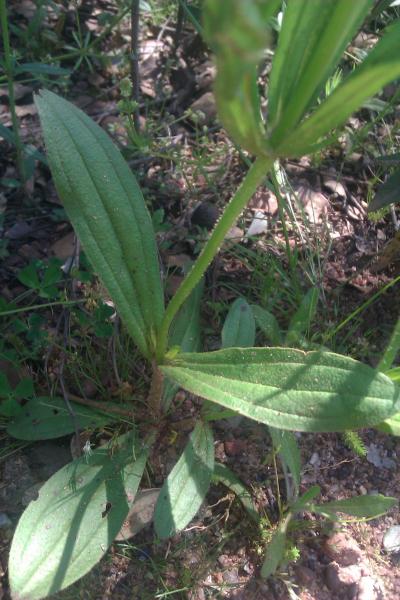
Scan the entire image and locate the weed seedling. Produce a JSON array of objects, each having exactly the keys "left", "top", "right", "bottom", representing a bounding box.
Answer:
[{"left": 4, "top": 2, "right": 400, "bottom": 598}]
